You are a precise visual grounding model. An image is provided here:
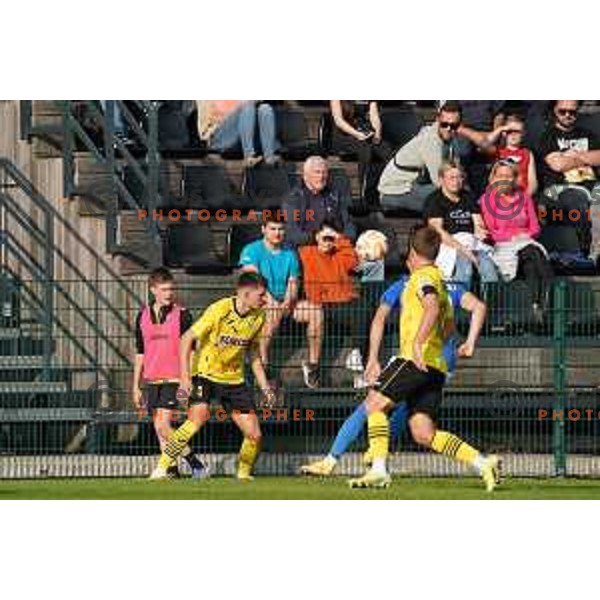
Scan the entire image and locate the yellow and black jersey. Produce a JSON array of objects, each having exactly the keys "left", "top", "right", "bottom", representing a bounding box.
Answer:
[
  {"left": 190, "top": 297, "right": 265, "bottom": 385},
  {"left": 399, "top": 264, "right": 453, "bottom": 373}
]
